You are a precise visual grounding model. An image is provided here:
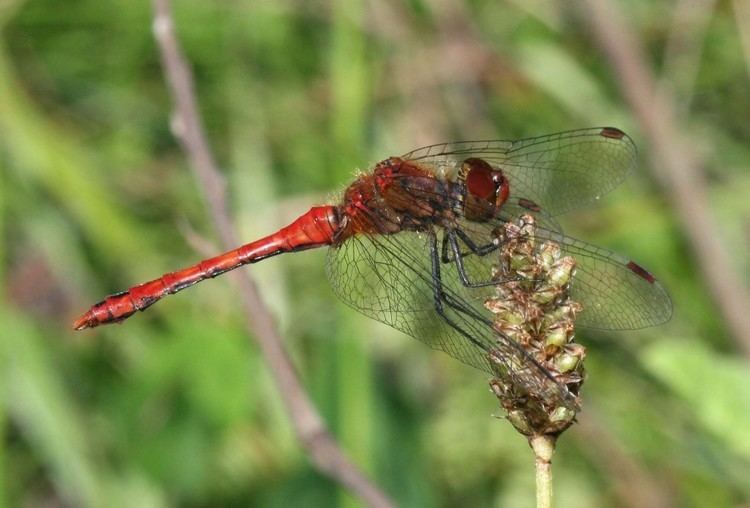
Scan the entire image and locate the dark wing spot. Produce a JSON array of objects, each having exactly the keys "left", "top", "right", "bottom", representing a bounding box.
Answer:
[
  {"left": 600, "top": 127, "right": 626, "bottom": 139},
  {"left": 626, "top": 261, "right": 656, "bottom": 284},
  {"left": 517, "top": 197, "right": 542, "bottom": 212}
]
